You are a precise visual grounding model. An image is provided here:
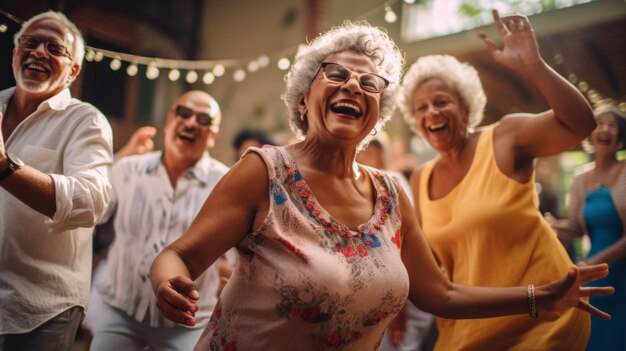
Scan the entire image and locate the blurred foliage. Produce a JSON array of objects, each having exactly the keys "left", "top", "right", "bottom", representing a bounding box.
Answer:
[{"left": 458, "top": 0, "right": 594, "bottom": 19}]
